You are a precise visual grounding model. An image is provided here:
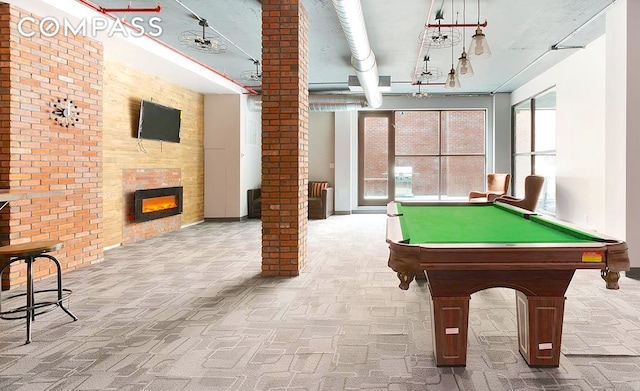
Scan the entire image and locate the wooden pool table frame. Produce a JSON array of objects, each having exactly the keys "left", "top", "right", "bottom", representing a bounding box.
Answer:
[{"left": 386, "top": 201, "right": 630, "bottom": 367}]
